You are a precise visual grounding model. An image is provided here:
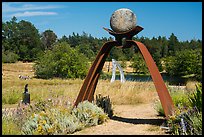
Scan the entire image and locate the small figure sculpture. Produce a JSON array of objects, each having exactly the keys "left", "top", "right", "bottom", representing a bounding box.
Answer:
[{"left": 22, "top": 84, "right": 30, "bottom": 105}]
